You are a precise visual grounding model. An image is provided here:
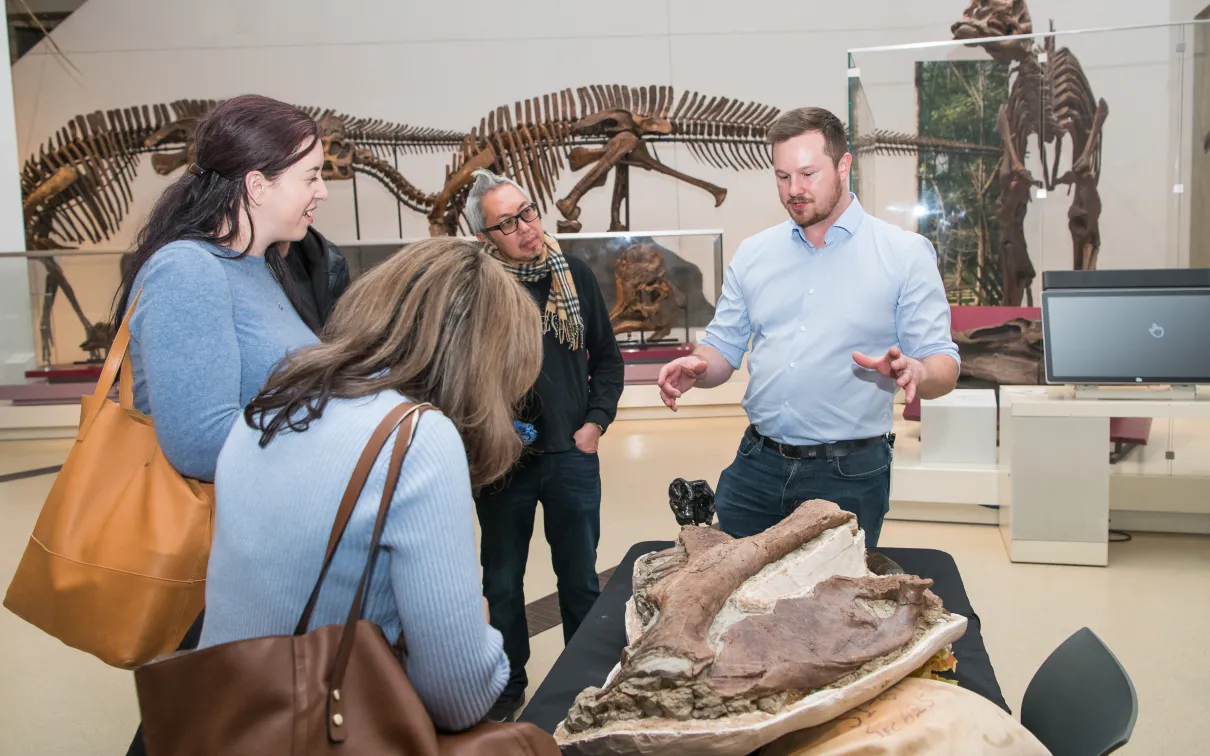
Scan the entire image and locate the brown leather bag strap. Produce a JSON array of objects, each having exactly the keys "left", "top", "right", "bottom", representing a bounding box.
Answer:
[
  {"left": 293, "top": 401, "right": 430, "bottom": 636},
  {"left": 326, "top": 403, "right": 430, "bottom": 742},
  {"left": 79, "top": 287, "right": 141, "bottom": 439}
]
